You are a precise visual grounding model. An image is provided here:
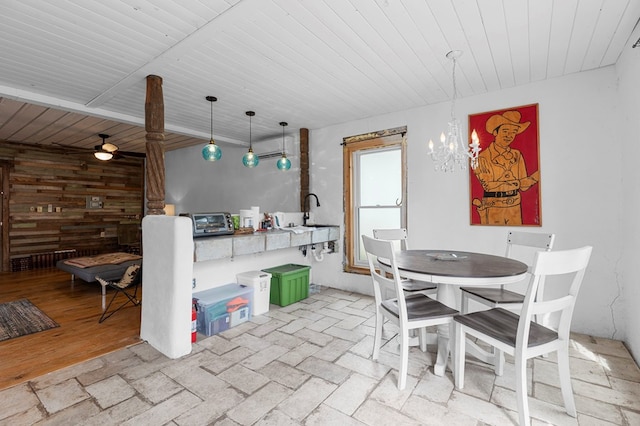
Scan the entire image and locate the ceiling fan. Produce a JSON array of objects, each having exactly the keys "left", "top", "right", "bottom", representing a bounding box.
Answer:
[
  {"left": 94, "top": 134, "right": 118, "bottom": 160},
  {"left": 93, "top": 134, "right": 145, "bottom": 161},
  {"left": 51, "top": 134, "right": 146, "bottom": 160}
]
